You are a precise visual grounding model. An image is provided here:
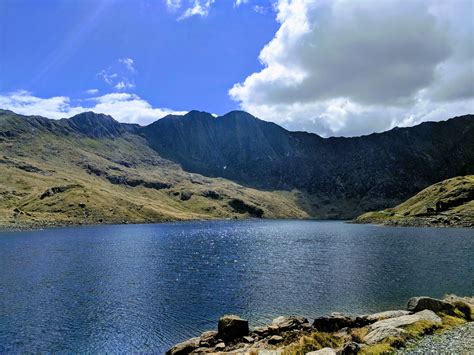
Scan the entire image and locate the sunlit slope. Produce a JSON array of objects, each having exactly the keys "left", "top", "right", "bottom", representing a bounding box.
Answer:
[
  {"left": 0, "top": 111, "right": 308, "bottom": 229},
  {"left": 355, "top": 176, "right": 474, "bottom": 227}
]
